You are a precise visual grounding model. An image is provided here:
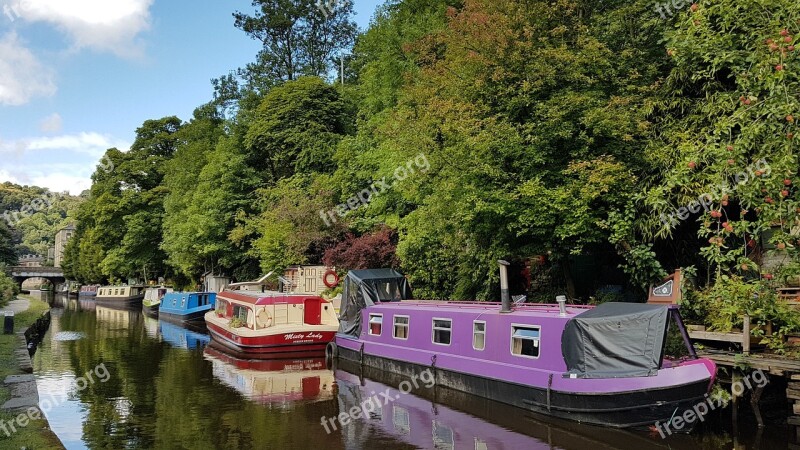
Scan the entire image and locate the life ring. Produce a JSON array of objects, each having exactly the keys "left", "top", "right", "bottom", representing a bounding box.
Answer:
[
  {"left": 256, "top": 308, "right": 273, "bottom": 329},
  {"left": 323, "top": 270, "right": 340, "bottom": 288}
]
